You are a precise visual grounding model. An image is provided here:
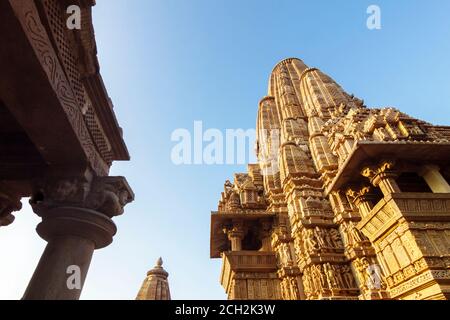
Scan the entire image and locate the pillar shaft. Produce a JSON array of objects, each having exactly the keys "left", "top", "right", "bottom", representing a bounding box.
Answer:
[
  {"left": 229, "top": 232, "right": 243, "bottom": 251},
  {"left": 22, "top": 173, "right": 136, "bottom": 300},
  {"left": 377, "top": 175, "right": 401, "bottom": 195},
  {"left": 23, "top": 236, "right": 95, "bottom": 300},
  {"left": 419, "top": 165, "right": 450, "bottom": 193},
  {"left": 23, "top": 206, "right": 117, "bottom": 300},
  {"left": 358, "top": 200, "right": 374, "bottom": 217}
]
